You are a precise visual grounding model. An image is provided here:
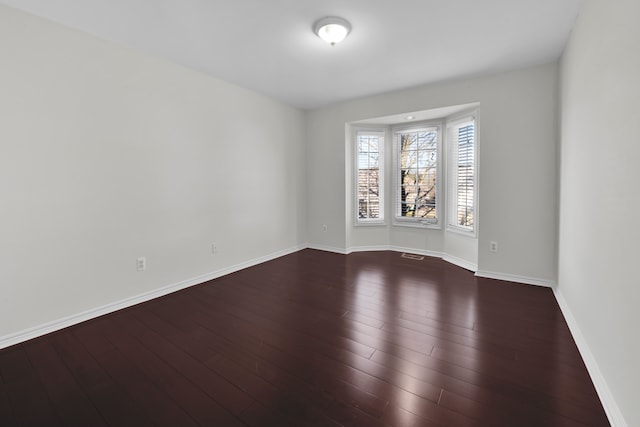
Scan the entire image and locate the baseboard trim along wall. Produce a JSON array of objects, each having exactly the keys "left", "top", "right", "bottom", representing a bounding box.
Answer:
[
  {"left": 553, "top": 289, "right": 627, "bottom": 427},
  {"left": 348, "top": 245, "right": 397, "bottom": 254},
  {"left": 0, "top": 244, "right": 306, "bottom": 350},
  {"left": 305, "top": 243, "right": 350, "bottom": 254},
  {"left": 0, "top": 244, "right": 527, "bottom": 349},
  {"left": 318, "top": 244, "right": 479, "bottom": 272},
  {"left": 0, "top": 243, "right": 626, "bottom": 427},
  {"left": 312, "top": 244, "right": 479, "bottom": 273},
  {"left": 474, "top": 270, "right": 556, "bottom": 288},
  {"left": 442, "top": 254, "right": 478, "bottom": 272},
  {"left": 387, "top": 246, "right": 444, "bottom": 261}
]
